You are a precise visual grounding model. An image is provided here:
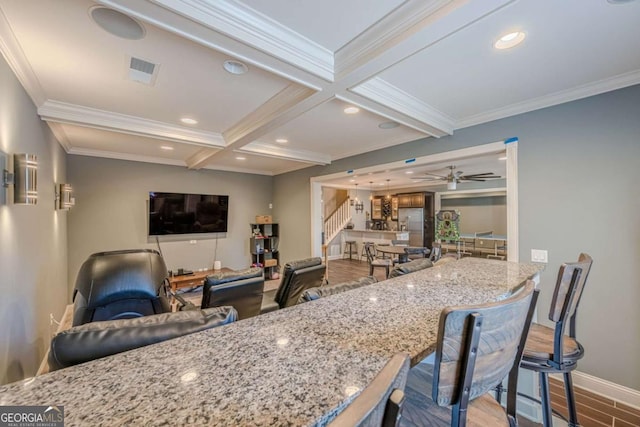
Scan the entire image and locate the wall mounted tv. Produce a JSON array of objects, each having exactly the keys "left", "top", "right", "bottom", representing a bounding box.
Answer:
[{"left": 149, "top": 192, "right": 229, "bottom": 236}]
